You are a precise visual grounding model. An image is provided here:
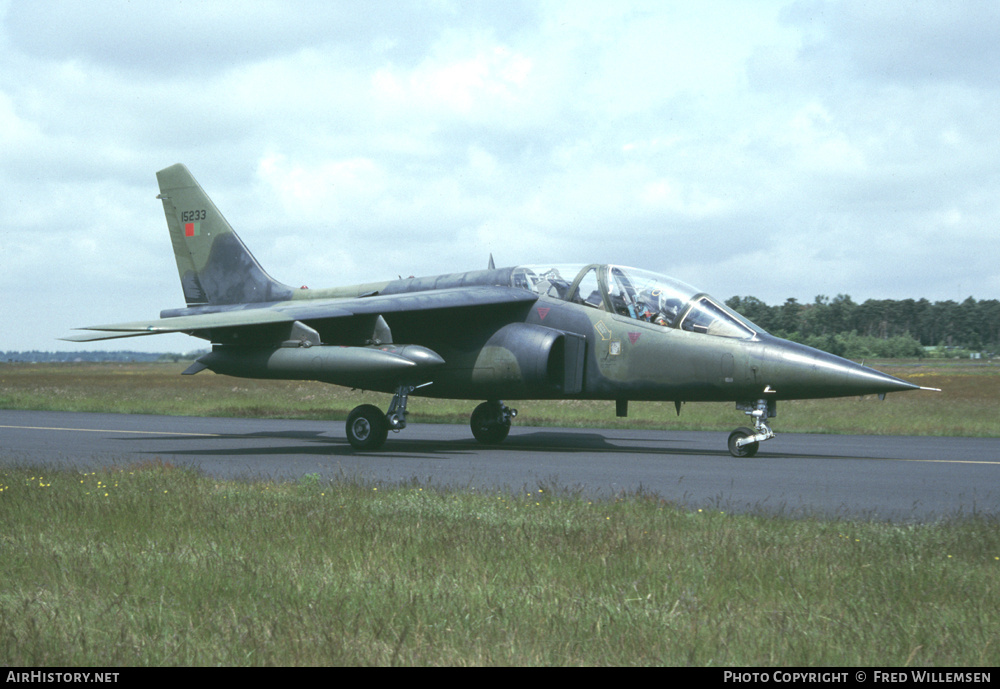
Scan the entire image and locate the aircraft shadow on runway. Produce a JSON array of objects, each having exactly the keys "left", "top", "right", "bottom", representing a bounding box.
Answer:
[{"left": 116, "top": 426, "right": 869, "bottom": 462}]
